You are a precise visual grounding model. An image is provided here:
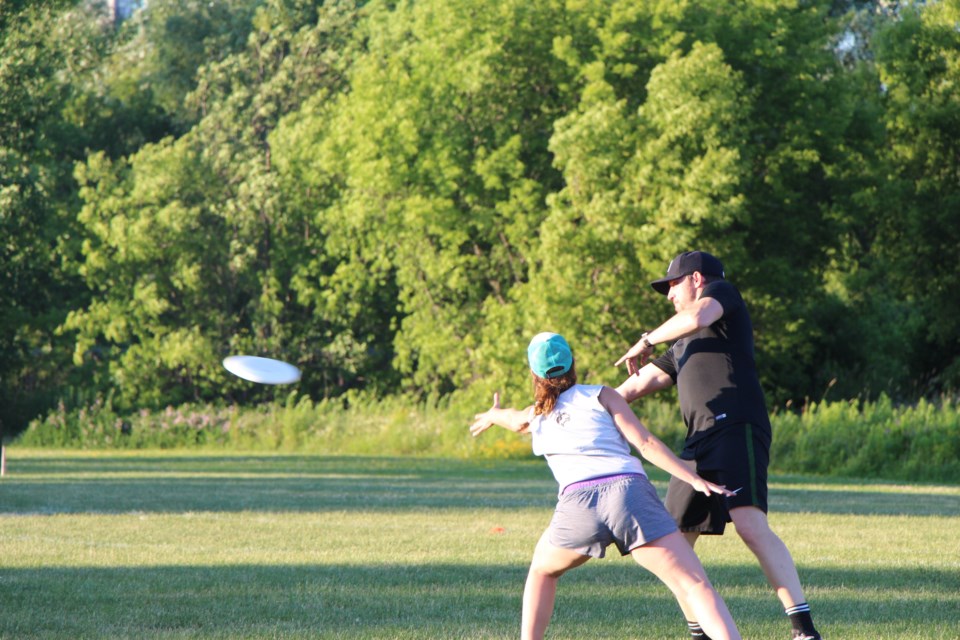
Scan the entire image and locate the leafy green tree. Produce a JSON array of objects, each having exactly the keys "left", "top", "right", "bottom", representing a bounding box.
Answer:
[
  {"left": 103, "top": 0, "right": 261, "bottom": 133},
  {"left": 0, "top": 1, "right": 114, "bottom": 437},
  {"left": 276, "top": 0, "right": 894, "bottom": 406},
  {"left": 12, "top": 0, "right": 960, "bottom": 423},
  {"left": 869, "top": 0, "right": 960, "bottom": 393},
  {"left": 68, "top": 141, "right": 235, "bottom": 407},
  {"left": 477, "top": 0, "right": 869, "bottom": 405},
  {"left": 521, "top": 40, "right": 751, "bottom": 392},
  {"left": 675, "top": 1, "right": 866, "bottom": 404},
  {"left": 65, "top": 0, "right": 366, "bottom": 407},
  {"left": 274, "top": 0, "right": 580, "bottom": 397}
]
